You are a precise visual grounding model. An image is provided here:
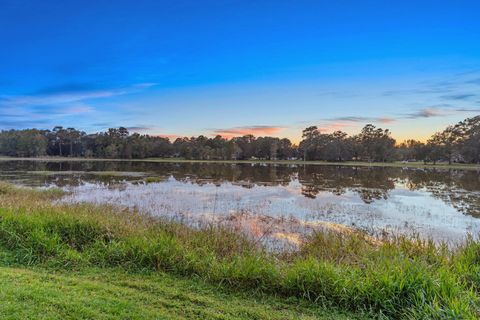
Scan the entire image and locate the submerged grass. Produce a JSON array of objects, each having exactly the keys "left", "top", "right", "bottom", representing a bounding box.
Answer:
[{"left": 0, "top": 182, "right": 479, "bottom": 319}]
